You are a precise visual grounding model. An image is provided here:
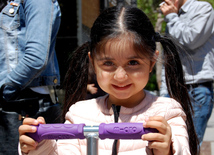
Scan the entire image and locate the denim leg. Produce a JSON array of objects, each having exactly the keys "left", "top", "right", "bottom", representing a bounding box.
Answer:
[
  {"left": 188, "top": 85, "right": 214, "bottom": 145},
  {"left": 0, "top": 110, "right": 21, "bottom": 155}
]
